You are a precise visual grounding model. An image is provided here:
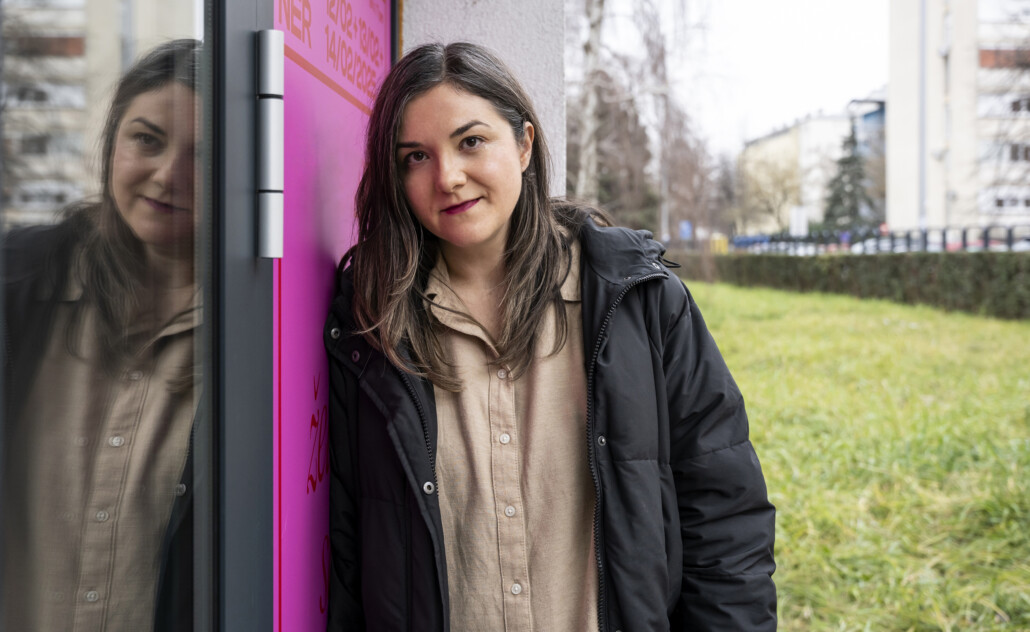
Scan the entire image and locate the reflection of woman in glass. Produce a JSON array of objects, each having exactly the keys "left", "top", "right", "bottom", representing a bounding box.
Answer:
[
  {"left": 3, "top": 39, "right": 200, "bottom": 631},
  {"left": 325, "top": 42, "right": 776, "bottom": 630}
]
